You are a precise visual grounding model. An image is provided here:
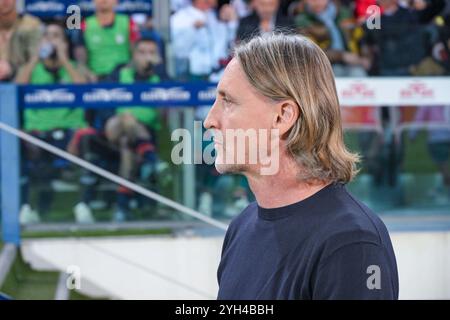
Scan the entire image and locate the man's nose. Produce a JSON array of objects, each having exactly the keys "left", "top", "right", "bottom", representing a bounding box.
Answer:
[{"left": 204, "top": 100, "right": 219, "bottom": 130}]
